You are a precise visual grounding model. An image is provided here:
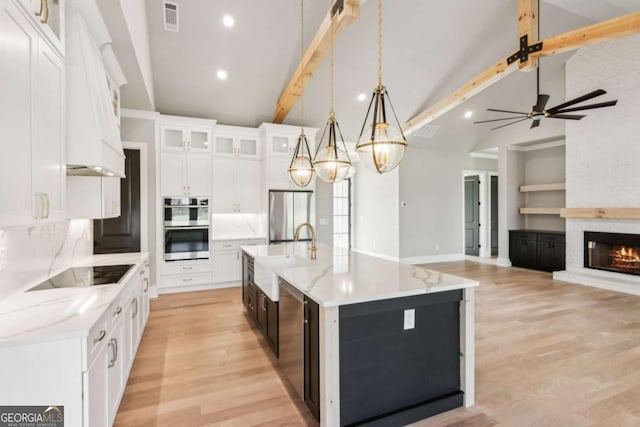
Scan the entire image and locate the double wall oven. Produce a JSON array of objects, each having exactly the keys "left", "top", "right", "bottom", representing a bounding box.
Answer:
[{"left": 164, "top": 197, "right": 210, "bottom": 261}]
